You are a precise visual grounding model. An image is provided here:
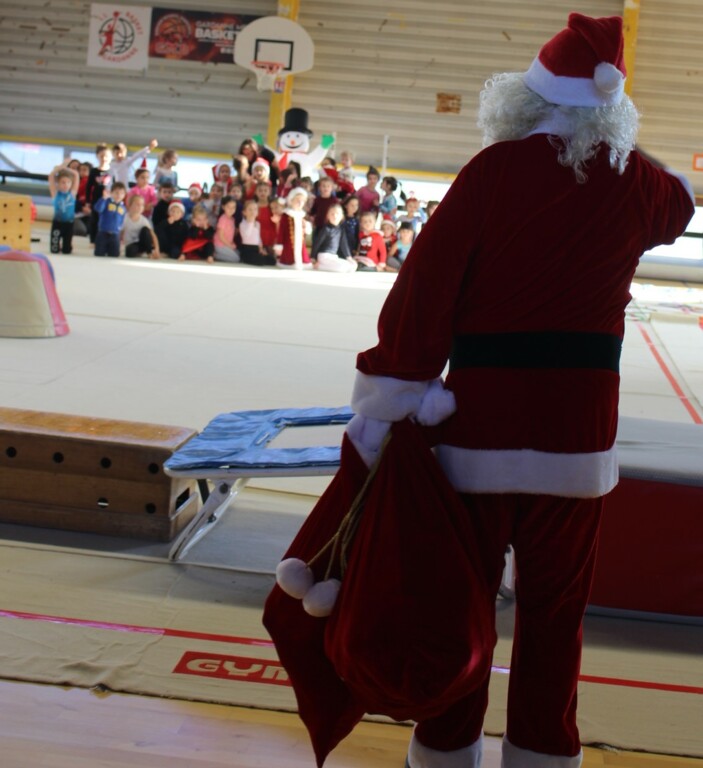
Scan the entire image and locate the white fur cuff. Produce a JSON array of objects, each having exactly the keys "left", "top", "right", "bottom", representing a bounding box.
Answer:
[
  {"left": 351, "top": 371, "right": 429, "bottom": 422},
  {"left": 502, "top": 737, "right": 582, "bottom": 768},
  {"left": 345, "top": 414, "right": 391, "bottom": 468}
]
